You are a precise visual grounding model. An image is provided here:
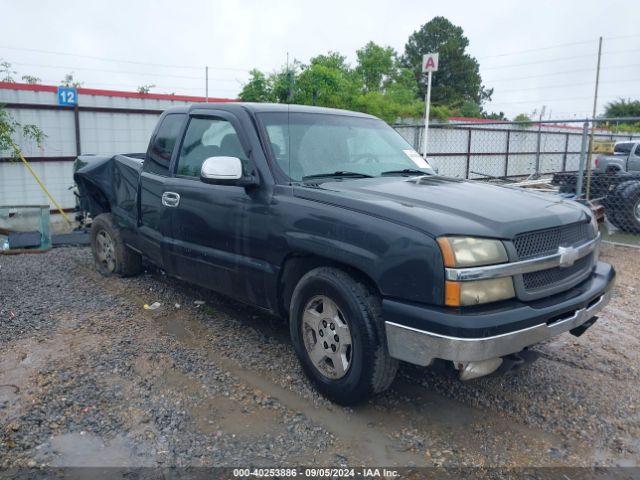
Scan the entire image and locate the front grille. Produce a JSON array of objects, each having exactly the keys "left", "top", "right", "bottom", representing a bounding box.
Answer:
[
  {"left": 522, "top": 254, "right": 592, "bottom": 291},
  {"left": 513, "top": 221, "right": 593, "bottom": 260}
]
